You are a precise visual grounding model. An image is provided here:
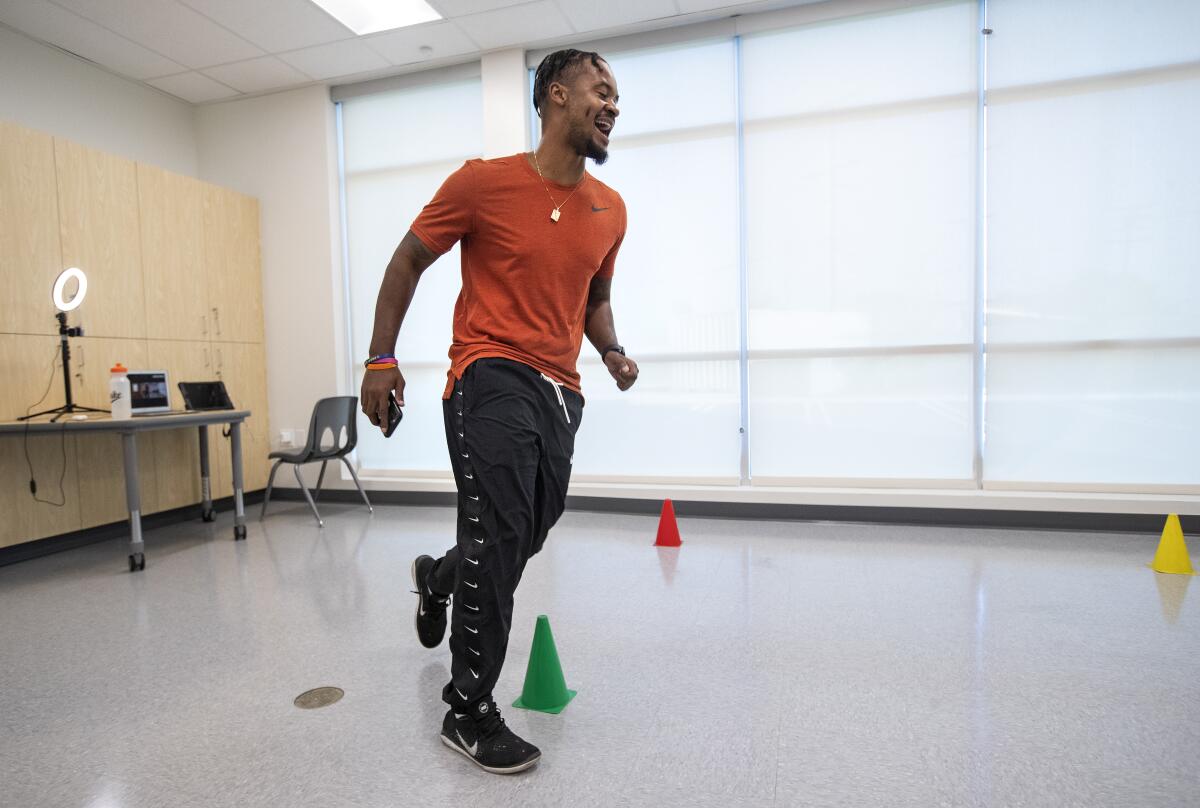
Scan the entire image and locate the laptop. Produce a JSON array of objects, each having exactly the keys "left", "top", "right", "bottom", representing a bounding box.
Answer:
[
  {"left": 128, "top": 370, "right": 177, "bottom": 416},
  {"left": 179, "top": 380, "right": 235, "bottom": 412}
]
